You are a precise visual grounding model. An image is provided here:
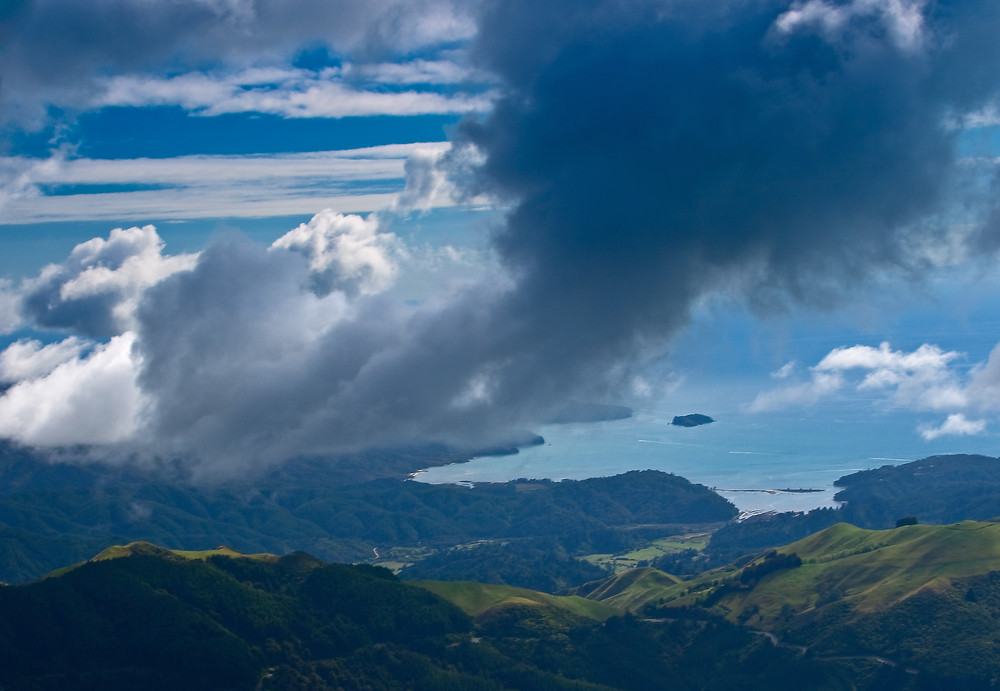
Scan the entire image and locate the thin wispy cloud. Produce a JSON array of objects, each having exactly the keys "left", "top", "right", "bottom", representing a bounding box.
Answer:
[
  {"left": 0, "top": 0, "right": 478, "bottom": 127},
  {"left": 95, "top": 67, "right": 494, "bottom": 119},
  {"left": 0, "top": 143, "right": 454, "bottom": 224}
]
